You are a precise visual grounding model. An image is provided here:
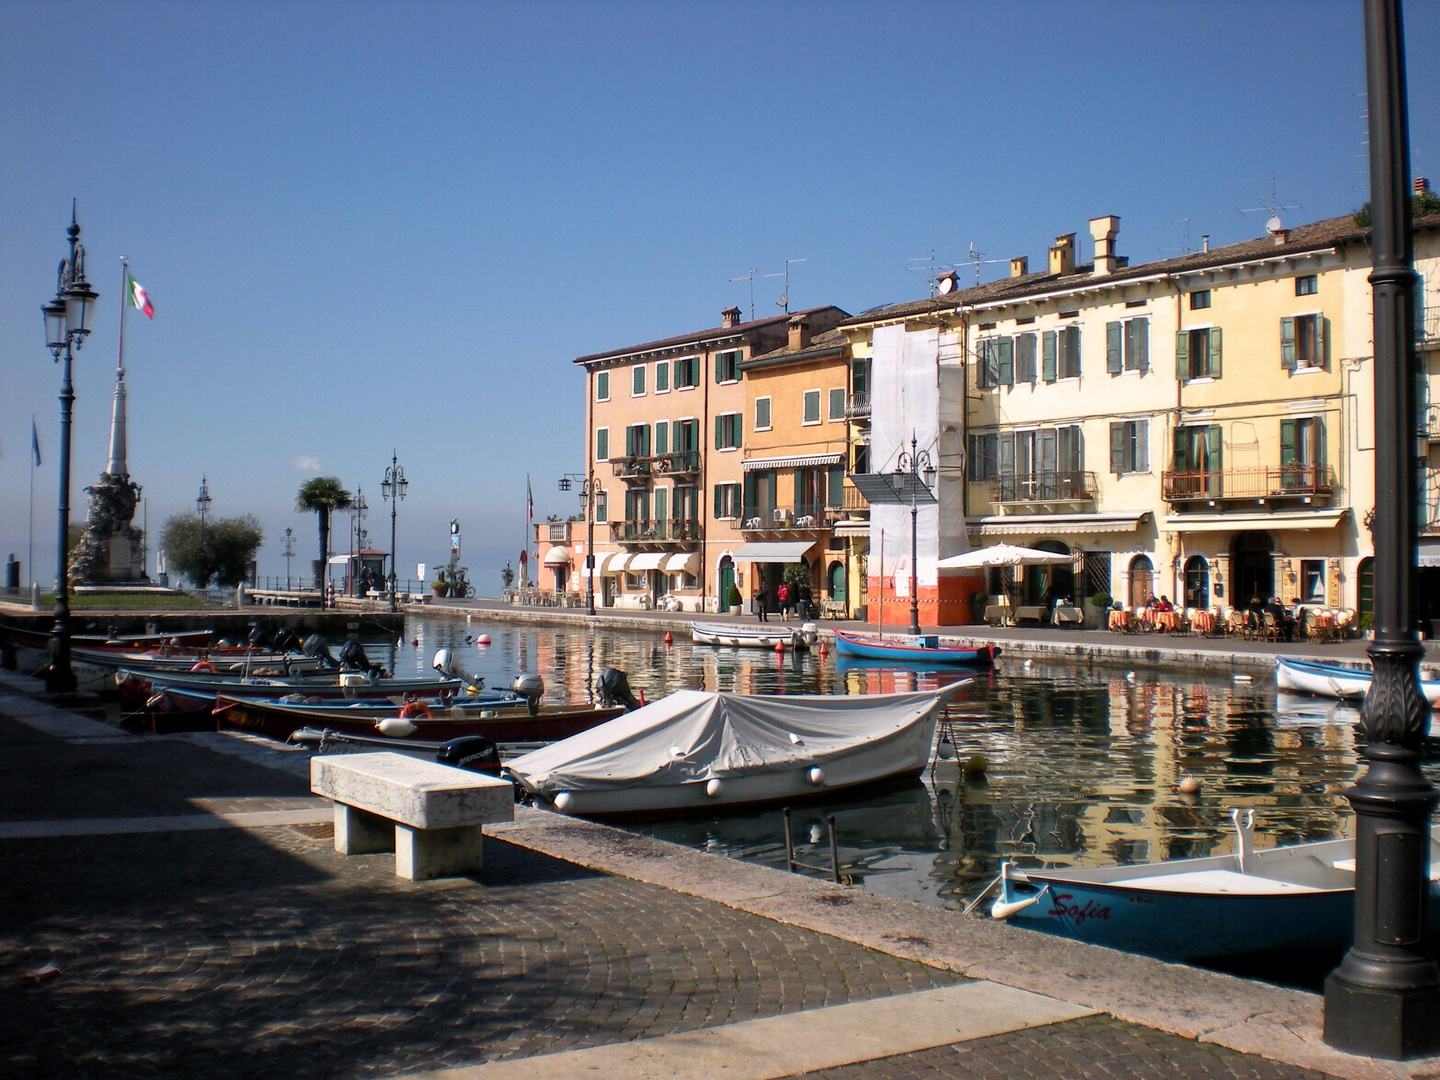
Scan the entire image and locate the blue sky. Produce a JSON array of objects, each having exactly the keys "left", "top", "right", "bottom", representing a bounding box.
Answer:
[{"left": 2, "top": 1, "right": 1437, "bottom": 588}]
